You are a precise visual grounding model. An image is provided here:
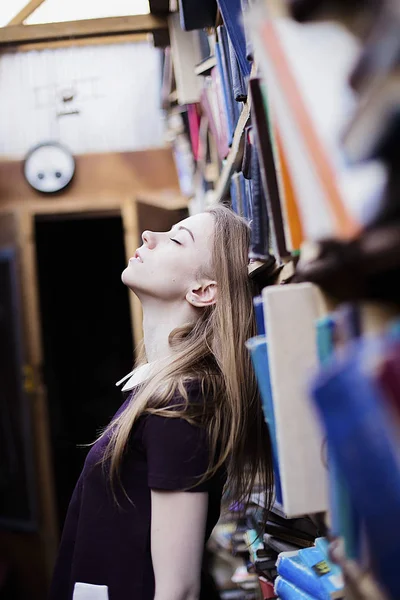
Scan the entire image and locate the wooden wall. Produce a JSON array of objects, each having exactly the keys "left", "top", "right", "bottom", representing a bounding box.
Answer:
[
  {"left": 0, "top": 147, "right": 183, "bottom": 600},
  {"left": 0, "top": 148, "right": 181, "bottom": 210}
]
